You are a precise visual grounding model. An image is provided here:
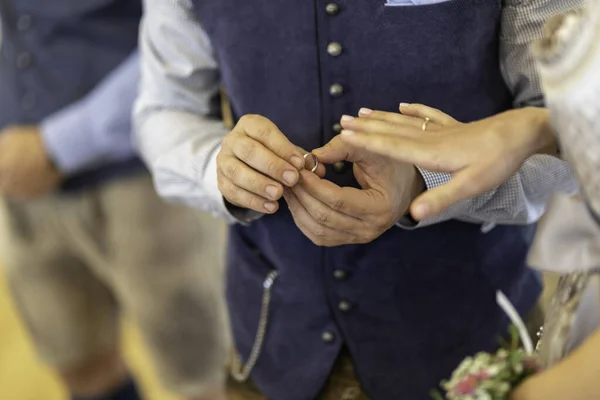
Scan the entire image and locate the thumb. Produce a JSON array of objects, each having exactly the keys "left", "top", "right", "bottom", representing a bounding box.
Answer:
[
  {"left": 409, "top": 168, "right": 491, "bottom": 220},
  {"left": 312, "top": 135, "right": 355, "bottom": 164}
]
